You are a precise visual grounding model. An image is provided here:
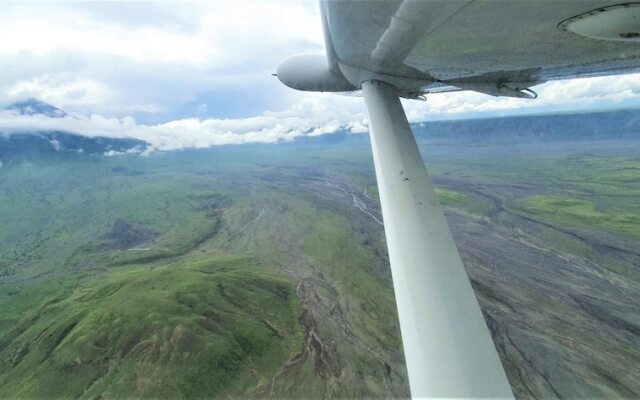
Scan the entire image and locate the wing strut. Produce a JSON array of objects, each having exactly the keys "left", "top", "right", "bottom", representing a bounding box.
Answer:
[{"left": 362, "top": 80, "right": 514, "bottom": 399}]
